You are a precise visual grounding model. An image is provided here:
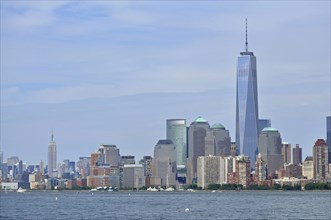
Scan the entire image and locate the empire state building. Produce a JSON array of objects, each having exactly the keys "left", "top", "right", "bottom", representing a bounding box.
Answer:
[
  {"left": 48, "top": 130, "right": 57, "bottom": 178},
  {"left": 235, "top": 19, "right": 259, "bottom": 169}
]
